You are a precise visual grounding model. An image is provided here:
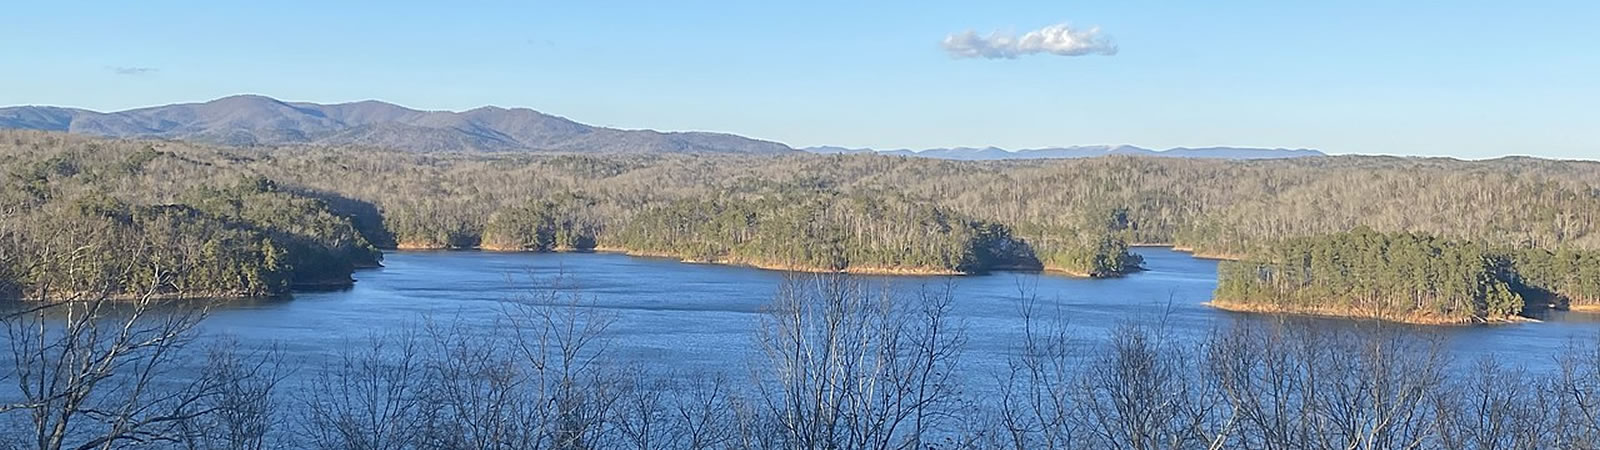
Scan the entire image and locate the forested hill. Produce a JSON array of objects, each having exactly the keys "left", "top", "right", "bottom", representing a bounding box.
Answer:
[
  {"left": 1, "top": 131, "right": 1597, "bottom": 318},
  {"left": 0, "top": 95, "right": 795, "bottom": 154}
]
